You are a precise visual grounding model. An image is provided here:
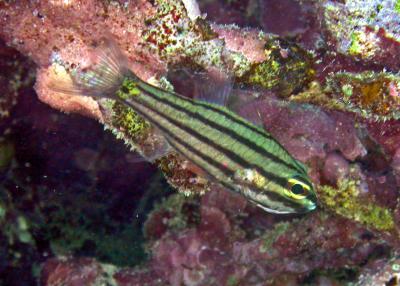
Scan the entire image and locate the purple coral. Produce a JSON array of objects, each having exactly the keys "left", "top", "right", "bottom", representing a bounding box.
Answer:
[{"left": 40, "top": 187, "right": 390, "bottom": 285}]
